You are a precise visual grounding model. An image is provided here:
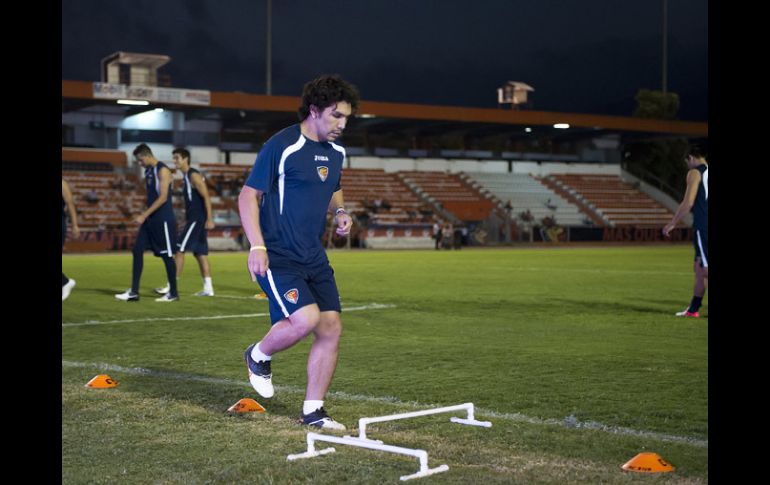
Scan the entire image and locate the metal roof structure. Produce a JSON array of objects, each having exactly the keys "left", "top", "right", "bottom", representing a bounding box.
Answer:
[{"left": 62, "top": 80, "right": 707, "bottom": 161}]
